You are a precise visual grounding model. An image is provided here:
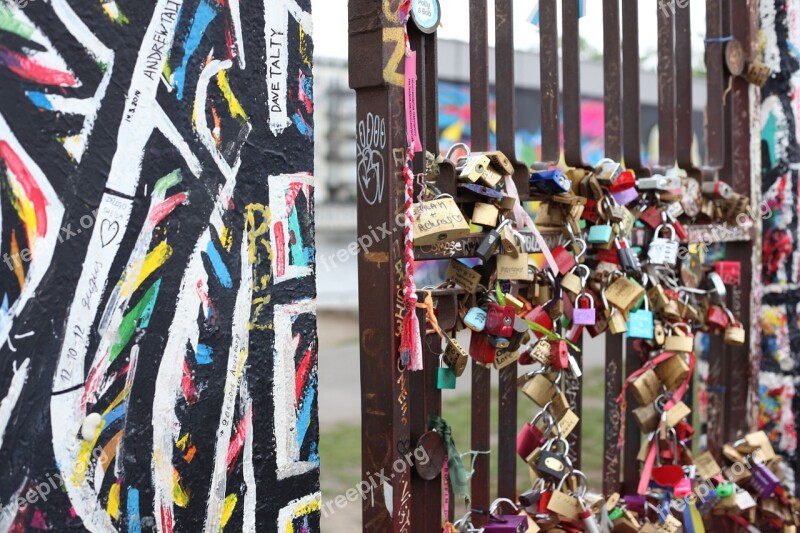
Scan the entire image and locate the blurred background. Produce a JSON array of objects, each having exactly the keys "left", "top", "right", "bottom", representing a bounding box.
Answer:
[{"left": 311, "top": 1, "right": 709, "bottom": 529}]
